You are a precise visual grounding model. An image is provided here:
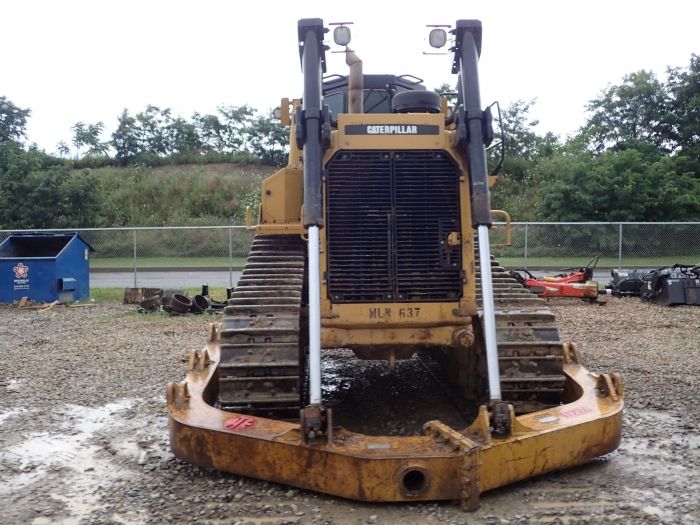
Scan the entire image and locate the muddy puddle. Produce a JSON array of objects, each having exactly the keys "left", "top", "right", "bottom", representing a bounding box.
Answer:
[
  {"left": 322, "top": 349, "right": 474, "bottom": 435},
  {"left": 0, "top": 399, "right": 145, "bottom": 524}
]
